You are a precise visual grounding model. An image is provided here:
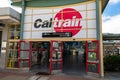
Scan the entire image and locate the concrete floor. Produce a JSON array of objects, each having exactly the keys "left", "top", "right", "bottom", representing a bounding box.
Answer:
[{"left": 0, "top": 69, "right": 120, "bottom": 80}]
